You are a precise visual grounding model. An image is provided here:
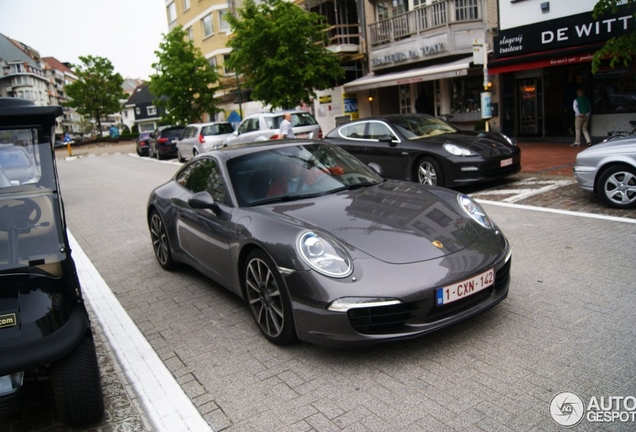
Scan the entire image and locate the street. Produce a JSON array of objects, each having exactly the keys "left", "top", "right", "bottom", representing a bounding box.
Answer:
[{"left": 4, "top": 149, "right": 636, "bottom": 431}]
